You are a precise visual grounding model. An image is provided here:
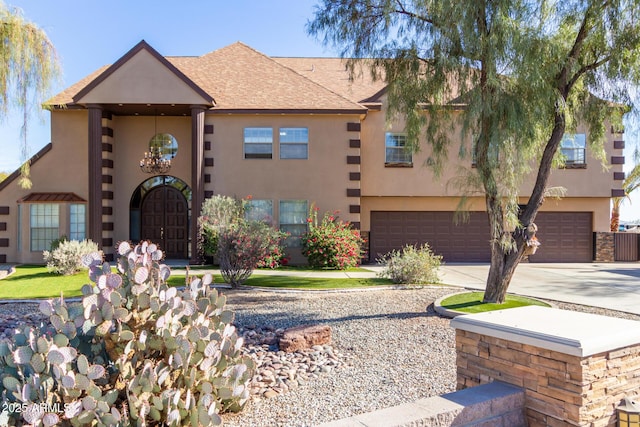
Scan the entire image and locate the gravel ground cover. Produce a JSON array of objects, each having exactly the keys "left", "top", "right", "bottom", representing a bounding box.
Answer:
[{"left": 1, "top": 286, "right": 639, "bottom": 426}]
